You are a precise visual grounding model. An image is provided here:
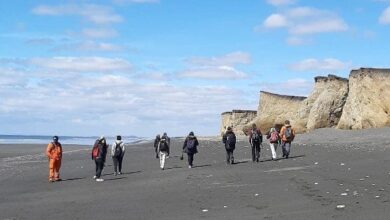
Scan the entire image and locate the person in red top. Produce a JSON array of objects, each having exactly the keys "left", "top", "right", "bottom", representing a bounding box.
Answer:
[
  {"left": 279, "top": 120, "right": 296, "bottom": 158},
  {"left": 46, "top": 136, "right": 63, "bottom": 182}
]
